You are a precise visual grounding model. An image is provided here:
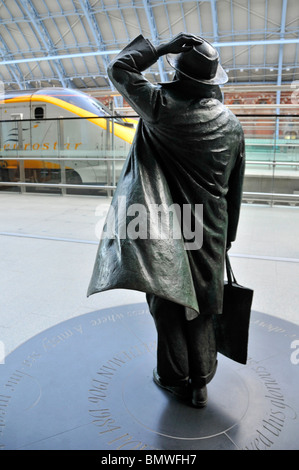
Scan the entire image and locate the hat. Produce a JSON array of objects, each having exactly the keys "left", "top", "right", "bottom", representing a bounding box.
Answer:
[{"left": 166, "top": 39, "right": 228, "bottom": 85}]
